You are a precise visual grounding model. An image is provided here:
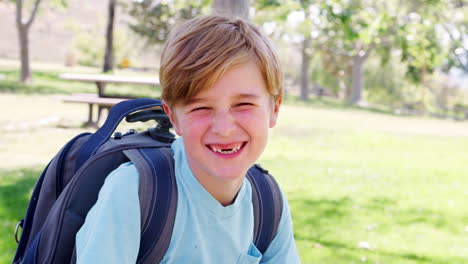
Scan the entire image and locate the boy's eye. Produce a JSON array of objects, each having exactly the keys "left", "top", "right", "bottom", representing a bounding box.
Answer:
[
  {"left": 190, "top": 107, "right": 210, "bottom": 112},
  {"left": 236, "top": 102, "right": 254, "bottom": 107}
]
